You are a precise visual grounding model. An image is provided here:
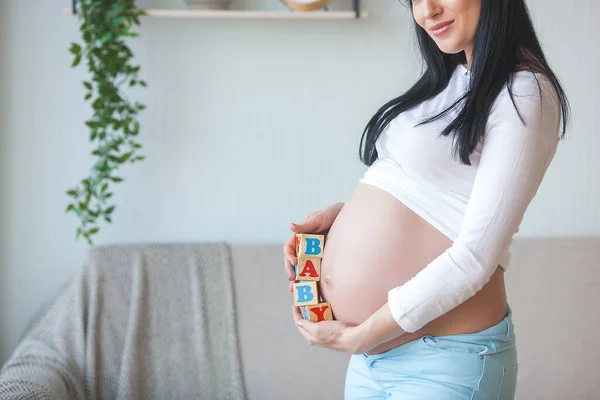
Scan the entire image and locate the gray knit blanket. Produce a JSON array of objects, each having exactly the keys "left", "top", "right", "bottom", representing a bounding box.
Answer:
[{"left": 0, "top": 243, "right": 247, "bottom": 400}]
